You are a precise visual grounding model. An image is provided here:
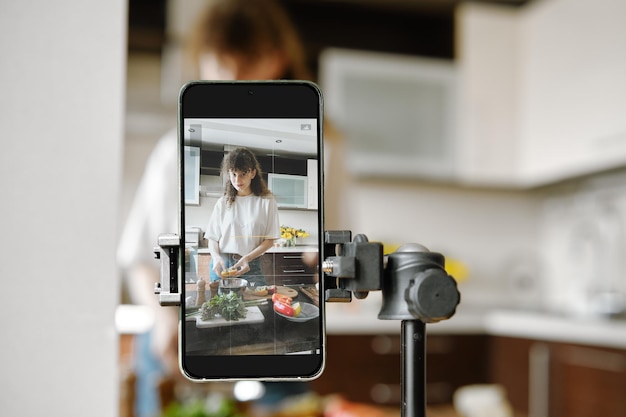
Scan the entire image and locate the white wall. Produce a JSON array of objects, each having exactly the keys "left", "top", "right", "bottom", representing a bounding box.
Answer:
[
  {"left": 0, "top": 1, "right": 126, "bottom": 416},
  {"left": 346, "top": 180, "right": 542, "bottom": 307}
]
